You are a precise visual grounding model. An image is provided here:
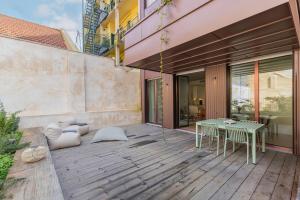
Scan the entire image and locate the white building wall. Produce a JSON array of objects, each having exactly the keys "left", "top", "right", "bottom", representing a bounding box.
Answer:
[{"left": 0, "top": 37, "right": 141, "bottom": 129}]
